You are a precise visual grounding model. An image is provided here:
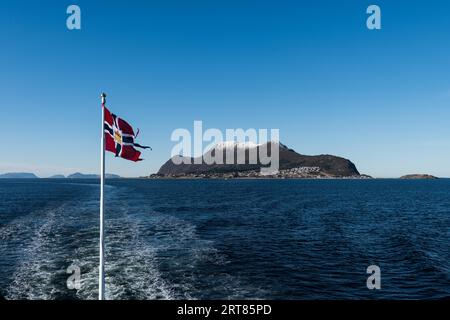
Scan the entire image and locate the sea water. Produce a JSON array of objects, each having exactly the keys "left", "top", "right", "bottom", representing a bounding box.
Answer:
[{"left": 0, "top": 179, "right": 449, "bottom": 299}]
